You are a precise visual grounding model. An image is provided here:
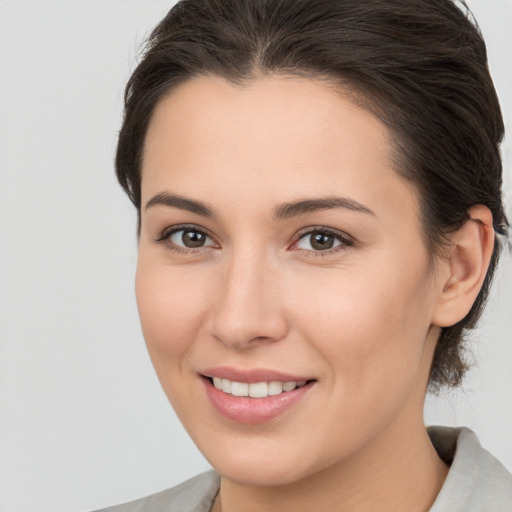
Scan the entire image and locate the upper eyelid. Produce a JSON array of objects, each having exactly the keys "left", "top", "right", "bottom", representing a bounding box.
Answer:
[
  {"left": 293, "top": 226, "right": 353, "bottom": 242},
  {"left": 155, "top": 225, "right": 218, "bottom": 254},
  {"left": 158, "top": 224, "right": 215, "bottom": 241}
]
